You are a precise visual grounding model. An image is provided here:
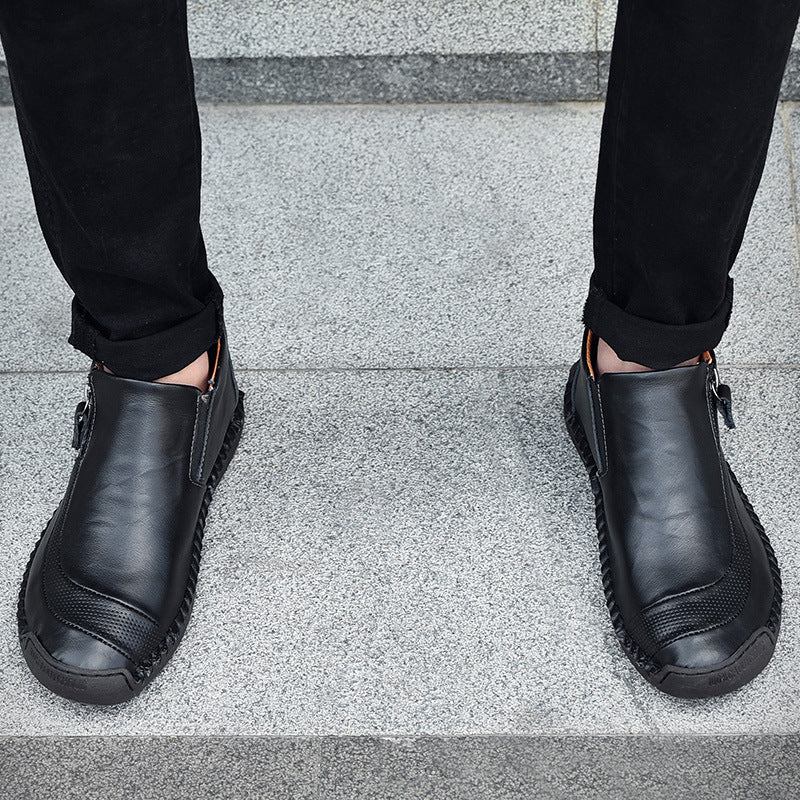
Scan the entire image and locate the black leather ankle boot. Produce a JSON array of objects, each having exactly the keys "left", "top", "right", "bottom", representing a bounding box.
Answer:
[
  {"left": 18, "top": 335, "right": 244, "bottom": 704},
  {"left": 564, "top": 330, "right": 781, "bottom": 698}
]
